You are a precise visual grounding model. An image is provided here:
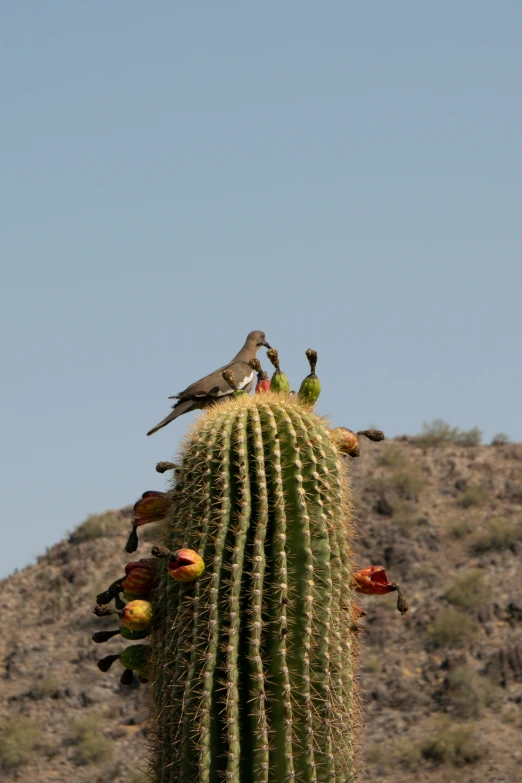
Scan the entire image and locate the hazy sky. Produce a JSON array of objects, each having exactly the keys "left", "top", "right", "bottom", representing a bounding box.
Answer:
[{"left": 2, "top": 2, "right": 521, "bottom": 579}]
